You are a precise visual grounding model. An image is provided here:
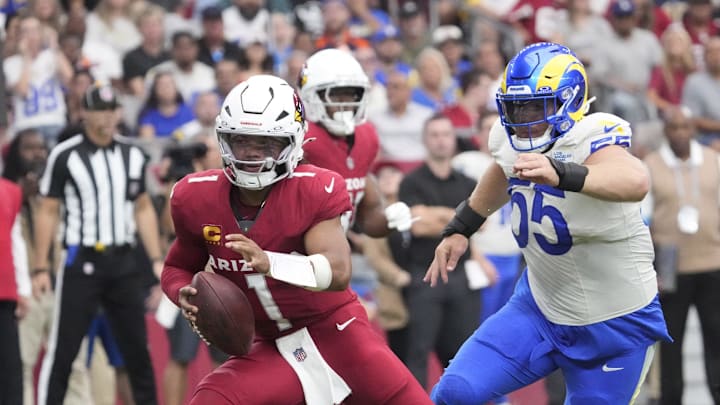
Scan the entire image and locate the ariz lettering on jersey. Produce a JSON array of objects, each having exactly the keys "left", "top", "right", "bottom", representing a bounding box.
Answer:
[{"left": 208, "top": 254, "right": 253, "bottom": 273}]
